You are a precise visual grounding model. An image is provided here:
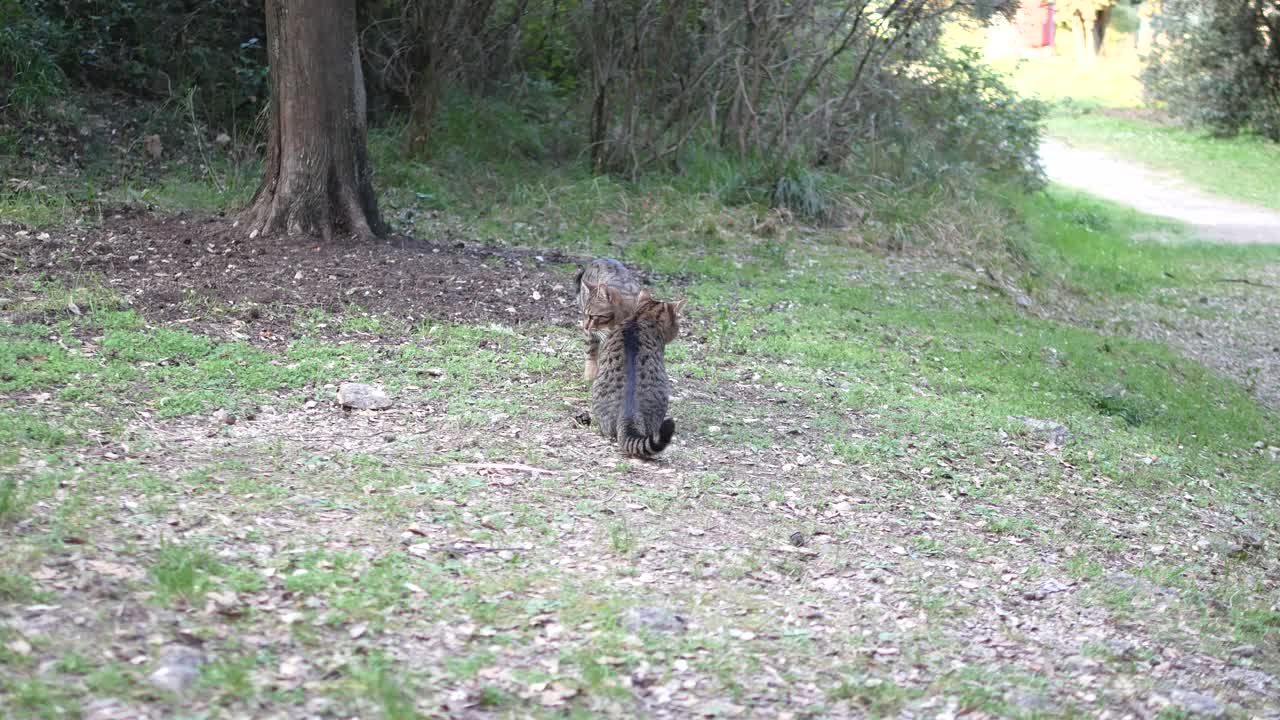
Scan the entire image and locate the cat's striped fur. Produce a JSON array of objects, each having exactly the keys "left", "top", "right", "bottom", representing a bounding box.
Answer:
[
  {"left": 574, "top": 258, "right": 646, "bottom": 381},
  {"left": 590, "top": 297, "right": 684, "bottom": 458}
]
